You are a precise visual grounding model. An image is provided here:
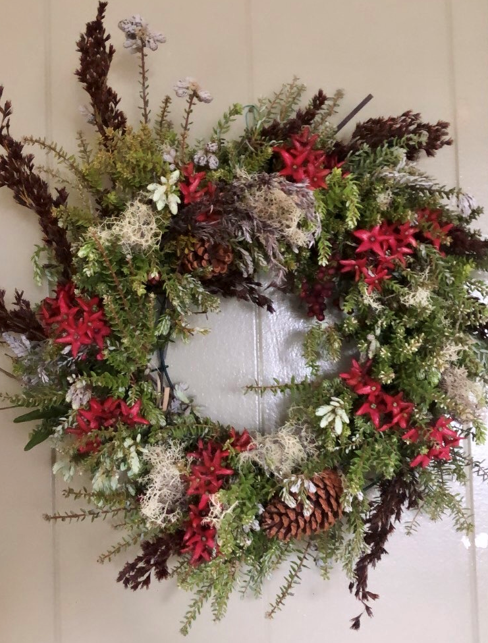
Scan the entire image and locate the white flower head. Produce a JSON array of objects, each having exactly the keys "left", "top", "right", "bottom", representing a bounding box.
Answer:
[
  {"left": 118, "top": 15, "right": 166, "bottom": 53},
  {"left": 173, "top": 77, "right": 213, "bottom": 103},
  {"left": 148, "top": 170, "right": 181, "bottom": 213},
  {"left": 316, "top": 397, "right": 349, "bottom": 435}
]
